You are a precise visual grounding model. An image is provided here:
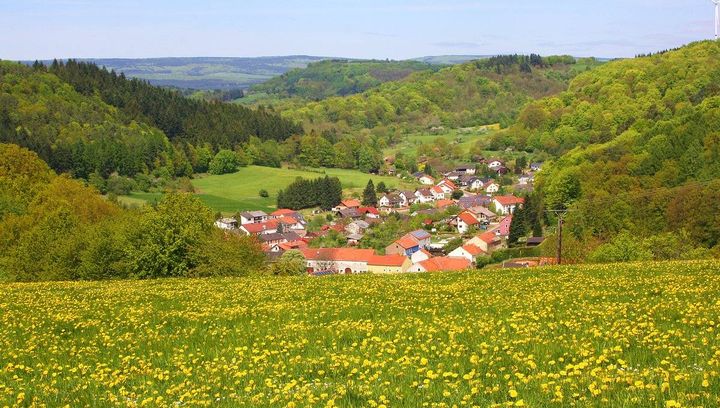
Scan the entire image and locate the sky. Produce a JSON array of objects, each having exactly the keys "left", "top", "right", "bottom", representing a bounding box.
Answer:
[{"left": 0, "top": 0, "right": 716, "bottom": 60}]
